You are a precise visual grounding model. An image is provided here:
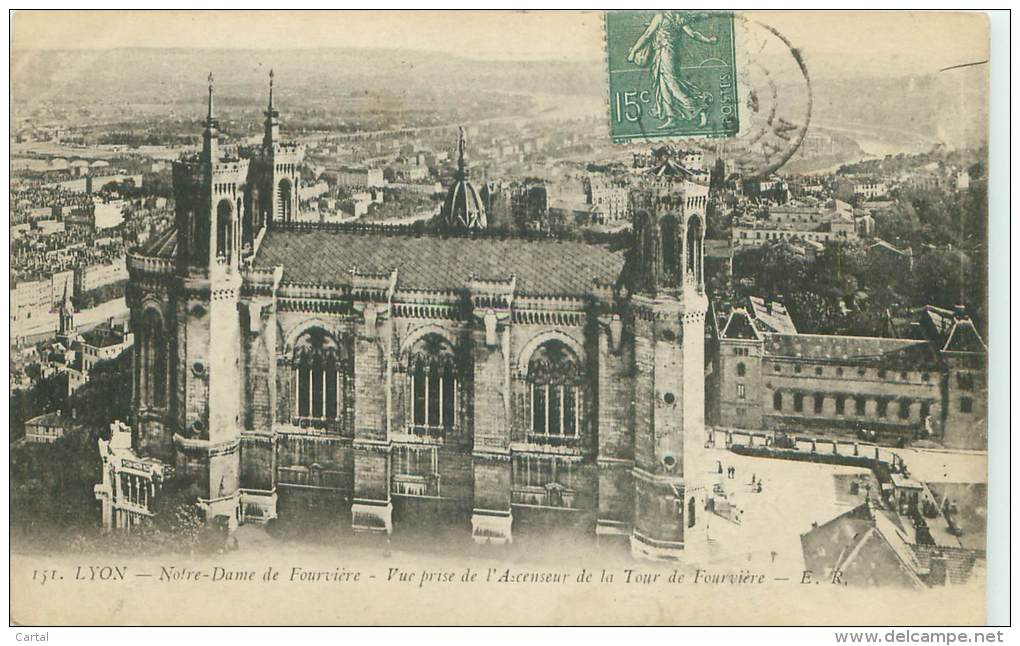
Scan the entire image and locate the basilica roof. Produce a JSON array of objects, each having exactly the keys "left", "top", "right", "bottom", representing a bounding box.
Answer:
[
  {"left": 252, "top": 227, "right": 625, "bottom": 297},
  {"left": 139, "top": 226, "right": 178, "bottom": 258}
]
